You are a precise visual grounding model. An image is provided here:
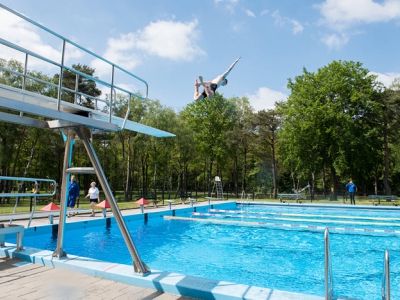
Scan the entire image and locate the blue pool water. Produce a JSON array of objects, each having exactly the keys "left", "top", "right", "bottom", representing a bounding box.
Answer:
[{"left": 11, "top": 203, "right": 400, "bottom": 299}]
